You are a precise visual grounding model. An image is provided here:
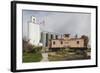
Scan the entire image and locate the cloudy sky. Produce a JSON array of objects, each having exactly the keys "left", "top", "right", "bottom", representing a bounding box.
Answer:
[{"left": 22, "top": 10, "right": 91, "bottom": 40}]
